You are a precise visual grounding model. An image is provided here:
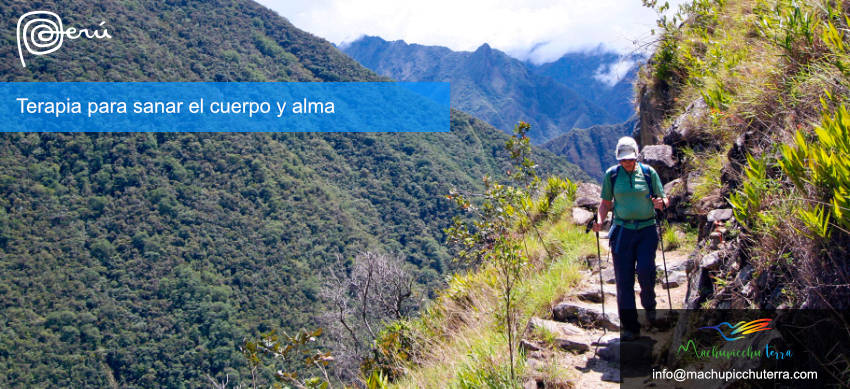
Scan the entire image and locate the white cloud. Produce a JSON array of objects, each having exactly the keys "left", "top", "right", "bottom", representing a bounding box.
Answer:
[
  {"left": 255, "top": 0, "right": 688, "bottom": 63},
  {"left": 594, "top": 58, "right": 637, "bottom": 86}
]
